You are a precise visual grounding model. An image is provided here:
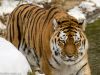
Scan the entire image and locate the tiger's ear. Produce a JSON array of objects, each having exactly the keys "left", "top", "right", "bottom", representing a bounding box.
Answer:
[
  {"left": 78, "top": 19, "right": 86, "bottom": 31},
  {"left": 52, "top": 19, "right": 59, "bottom": 30}
]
